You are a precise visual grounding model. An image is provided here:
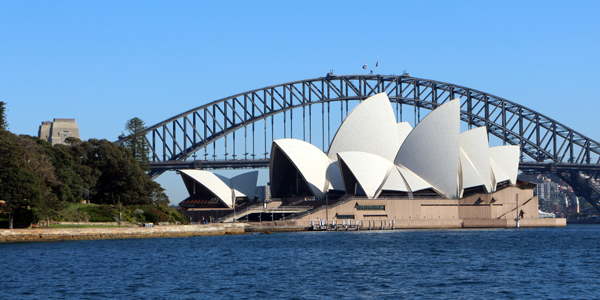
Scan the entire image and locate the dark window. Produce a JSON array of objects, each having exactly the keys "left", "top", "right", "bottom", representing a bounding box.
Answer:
[
  {"left": 356, "top": 205, "right": 385, "bottom": 211},
  {"left": 336, "top": 214, "right": 355, "bottom": 219}
]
